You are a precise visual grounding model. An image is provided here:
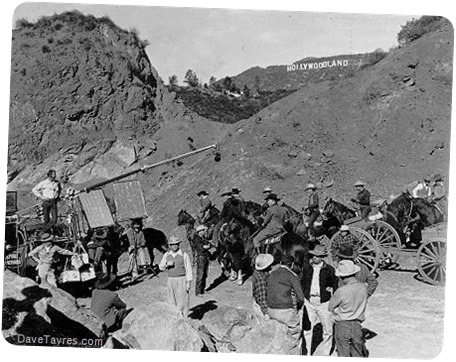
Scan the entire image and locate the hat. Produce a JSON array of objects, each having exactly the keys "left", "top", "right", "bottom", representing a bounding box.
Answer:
[
  {"left": 195, "top": 225, "right": 208, "bottom": 233},
  {"left": 305, "top": 183, "right": 316, "bottom": 191},
  {"left": 93, "top": 228, "right": 108, "bottom": 239},
  {"left": 265, "top": 193, "right": 280, "bottom": 202},
  {"left": 354, "top": 180, "right": 365, "bottom": 187},
  {"left": 197, "top": 190, "right": 209, "bottom": 196},
  {"left": 221, "top": 190, "right": 232, "bottom": 197},
  {"left": 335, "top": 260, "right": 360, "bottom": 277},
  {"left": 335, "top": 244, "right": 358, "bottom": 259},
  {"left": 130, "top": 218, "right": 143, "bottom": 227},
  {"left": 280, "top": 254, "right": 295, "bottom": 265},
  {"left": 40, "top": 232, "right": 54, "bottom": 242},
  {"left": 232, "top": 187, "right": 241, "bottom": 195},
  {"left": 262, "top": 187, "right": 272, "bottom": 194},
  {"left": 255, "top": 254, "right": 274, "bottom": 270},
  {"left": 169, "top": 235, "right": 182, "bottom": 245},
  {"left": 94, "top": 273, "right": 116, "bottom": 289},
  {"left": 340, "top": 225, "right": 350, "bottom": 232},
  {"left": 433, "top": 174, "right": 443, "bottom": 182},
  {"left": 309, "top": 245, "right": 327, "bottom": 257}
]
